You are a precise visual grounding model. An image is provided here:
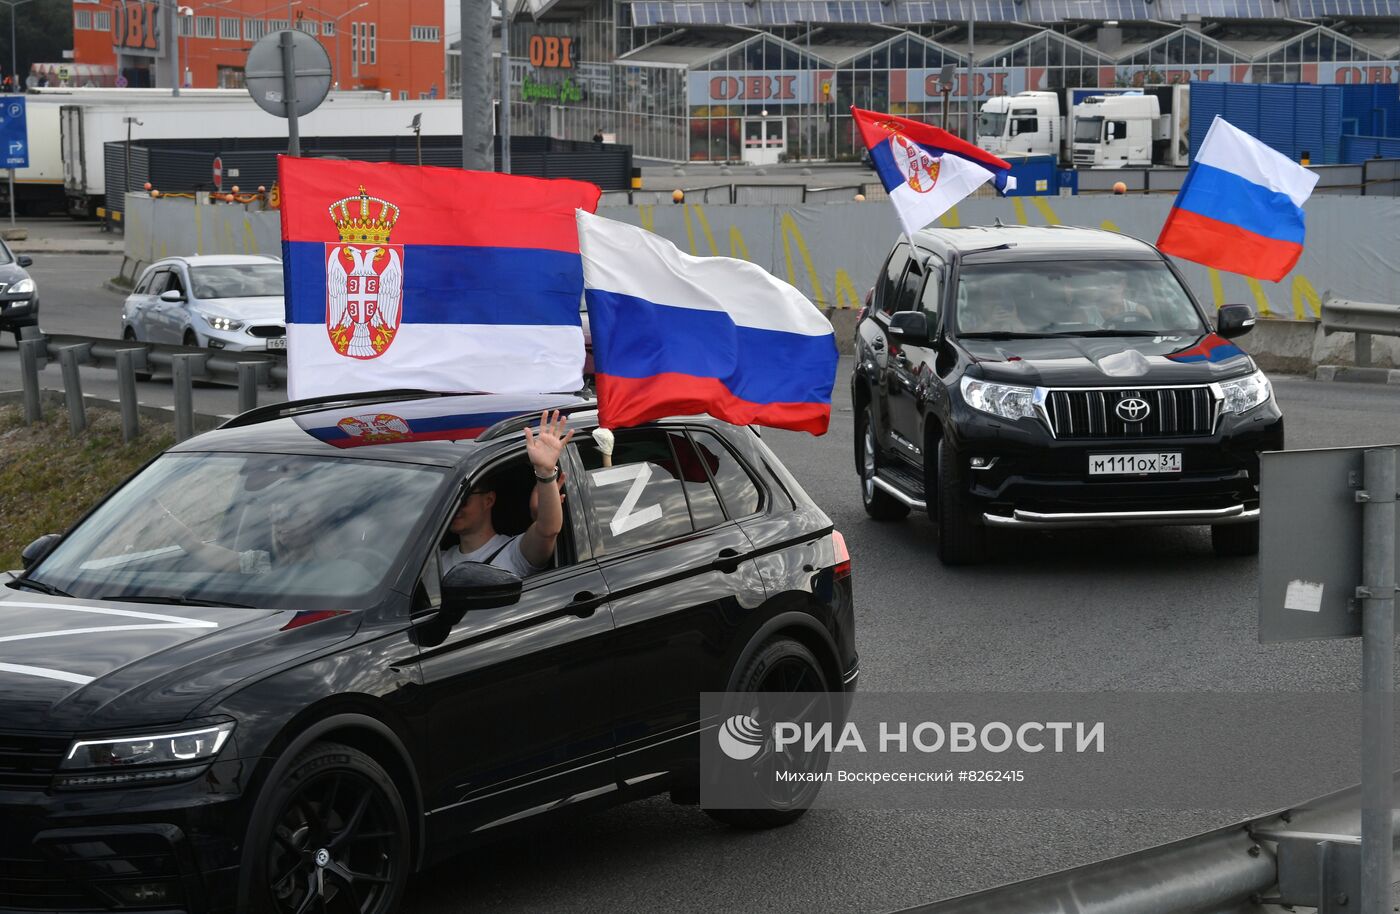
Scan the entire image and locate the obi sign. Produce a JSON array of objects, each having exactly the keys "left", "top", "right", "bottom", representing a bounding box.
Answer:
[
  {"left": 689, "top": 71, "right": 817, "bottom": 106},
  {"left": 528, "top": 36, "right": 574, "bottom": 69},
  {"left": 113, "top": 1, "right": 166, "bottom": 58}
]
